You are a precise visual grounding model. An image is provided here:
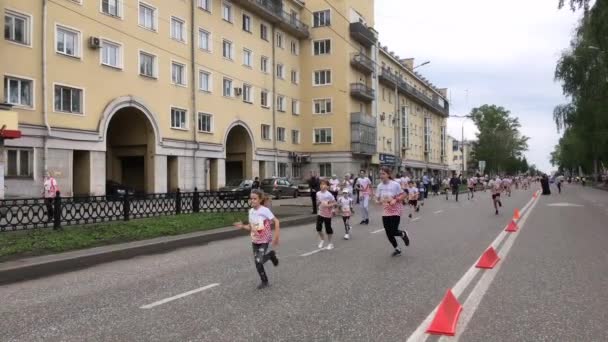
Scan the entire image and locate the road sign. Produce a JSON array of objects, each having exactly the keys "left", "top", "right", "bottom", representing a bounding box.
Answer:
[{"left": 479, "top": 160, "right": 486, "bottom": 173}]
